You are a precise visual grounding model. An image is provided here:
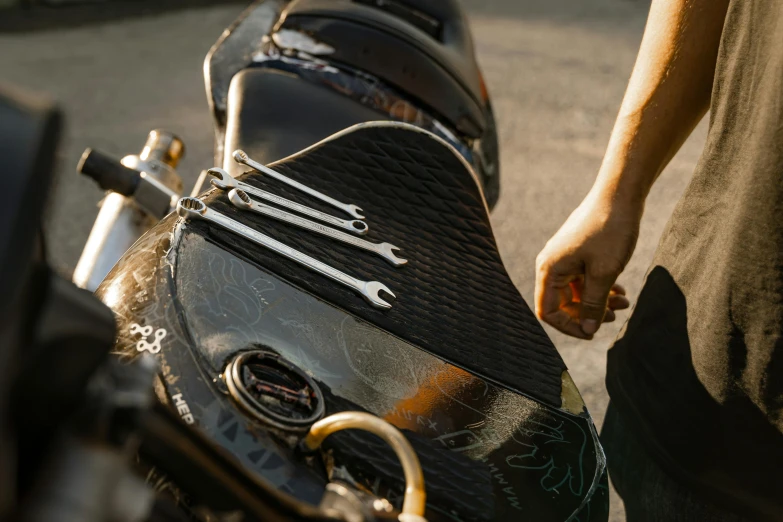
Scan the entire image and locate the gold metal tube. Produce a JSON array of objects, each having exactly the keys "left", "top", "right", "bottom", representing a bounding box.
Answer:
[
  {"left": 140, "top": 129, "right": 185, "bottom": 168},
  {"left": 304, "top": 412, "right": 426, "bottom": 518}
]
